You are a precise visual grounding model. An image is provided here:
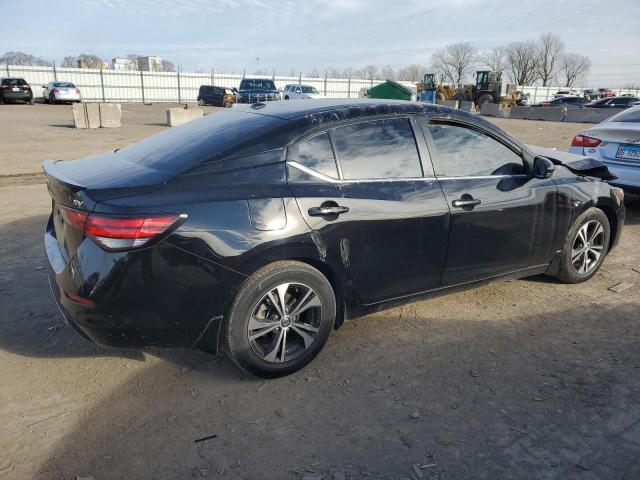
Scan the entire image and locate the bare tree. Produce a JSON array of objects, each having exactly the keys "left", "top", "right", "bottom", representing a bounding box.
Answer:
[
  {"left": 77, "top": 54, "right": 106, "bottom": 68},
  {"left": 364, "top": 64, "right": 379, "bottom": 79},
  {"left": 157, "top": 59, "right": 175, "bottom": 72},
  {"left": 430, "top": 43, "right": 476, "bottom": 84},
  {"left": 61, "top": 56, "right": 78, "bottom": 68},
  {"left": 560, "top": 53, "right": 591, "bottom": 87},
  {"left": 324, "top": 67, "right": 342, "bottom": 78},
  {"left": 380, "top": 65, "right": 396, "bottom": 81},
  {"left": 536, "top": 33, "right": 564, "bottom": 86},
  {"left": 0, "top": 51, "right": 51, "bottom": 66},
  {"left": 479, "top": 46, "right": 507, "bottom": 72},
  {"left": 505, "top": 40, "right": 539, "bottom": 86},
  {"left": 397, "top": 64, "right": 428, "bottom": 82}
]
